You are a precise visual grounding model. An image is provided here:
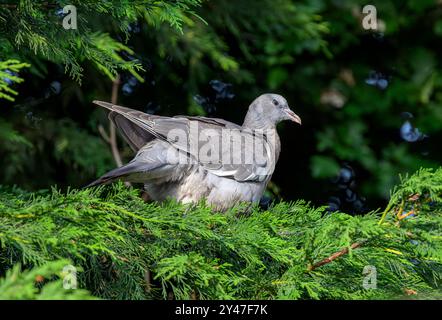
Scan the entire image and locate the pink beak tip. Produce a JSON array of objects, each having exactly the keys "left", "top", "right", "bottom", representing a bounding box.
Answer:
[{"left": 287, "top": 109, "right": 302, "bottom": 125}]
